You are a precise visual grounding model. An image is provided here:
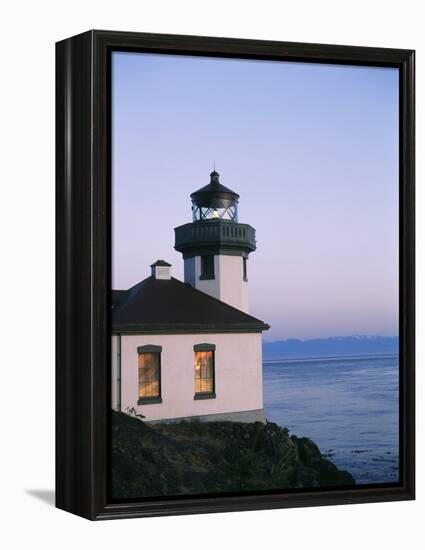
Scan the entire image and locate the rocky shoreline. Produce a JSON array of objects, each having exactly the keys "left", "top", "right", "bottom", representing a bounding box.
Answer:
[{"left": 111, "top": 410, "right": 355, "bottom": 499}]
